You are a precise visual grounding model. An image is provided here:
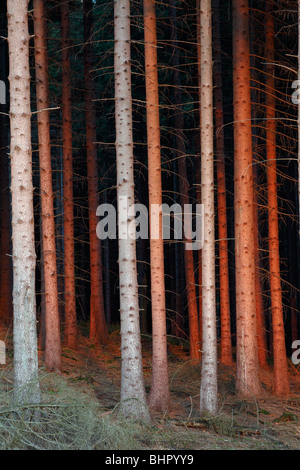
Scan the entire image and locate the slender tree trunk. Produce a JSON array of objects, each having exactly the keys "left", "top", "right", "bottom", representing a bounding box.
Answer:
[
  {"left": 249, "top": 6, "right": 268, "bottom": 370},
  {"left": 61, "top": 1, "right": 77, "bottom": 350},
  {"left": 196, "top": 0, "right": 202, "bottom": 350},
  {"left": 195, "top": 158, "right": 202, "bottom": 348},
  {"left": 170, "top": 1, "right": 200, "bottom": 360},
  {"left": 213, "top": 0, "right": 232, "bottom": 366},
  {"left": 144, "top": 0, "right": 170, "bottom": 411},
  {"left": 33, "top": 0, "right": 61, "bottom": 373},
  {"left": 8, "top": 0, "right": 41, "bottom": 404},
  {"left": 84, "top": 0, "right": 108, "bottom": 343},
  {"left": 199, "top": 0, "right": 218, "bottom": 415},
  {"left": 265, "top": 2, "right": 289, "bottom": 395},
  {"left": 0, "top": 3, "right": 12, "bottom": 328},
  {"left": 232, "top": 0, "right": 262, "bottom": 397},
  {"left": 114, "top": 0, "right": 150, "bottom": 421}
]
